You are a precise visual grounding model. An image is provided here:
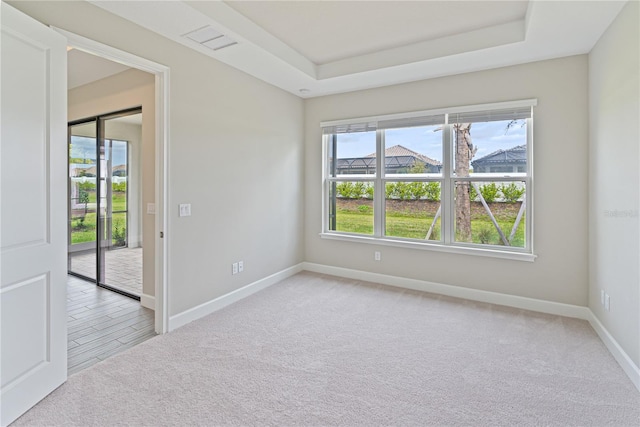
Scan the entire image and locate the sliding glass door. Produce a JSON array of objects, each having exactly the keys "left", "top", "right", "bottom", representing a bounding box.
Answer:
[
  {"left": 68, "top": 120, "right": 98, "bottom": 280},
  {"left": 68, "top": 108, "right": 142, "bottom": 299}
]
